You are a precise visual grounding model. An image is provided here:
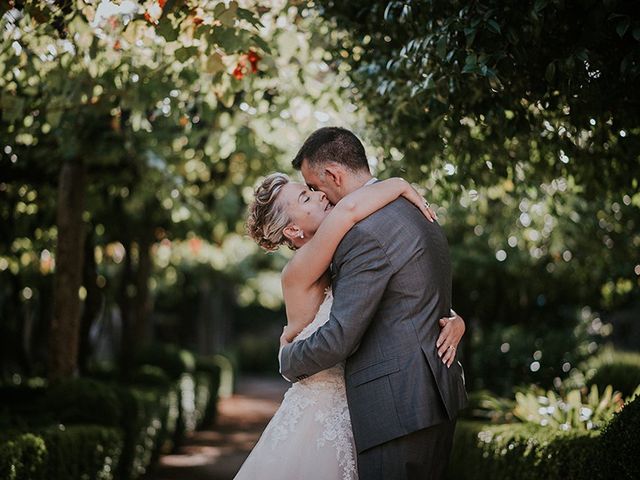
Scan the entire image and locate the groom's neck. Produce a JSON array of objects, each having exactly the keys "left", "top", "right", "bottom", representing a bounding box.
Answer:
[{"left": 342, "top": 171, "right": 374, "bottom": 196}]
